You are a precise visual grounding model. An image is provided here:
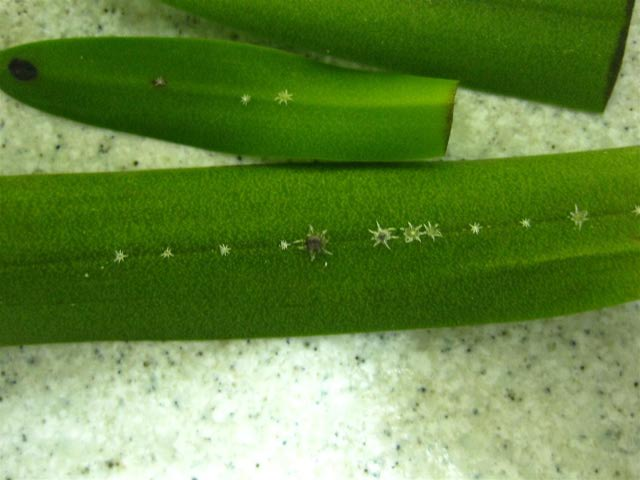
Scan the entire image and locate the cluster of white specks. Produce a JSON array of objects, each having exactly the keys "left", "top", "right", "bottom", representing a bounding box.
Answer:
[
  {"left": 109, "top": 204, "right": 634, "bottom": 264},
  {"left": 112, "top": 245, "right": 233, "bottom": 265},
  {"left": 366, "top": 221, "right": 444, "bottom": 250},
  {"left": 238, "top": 90, "right": 292, "bottom": 107},
  {"left": 569, "top": 205, "right": 589, "bottom": 230},
  {"left": 274, "top": 89, "right": 293, "bottom": 105}
]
